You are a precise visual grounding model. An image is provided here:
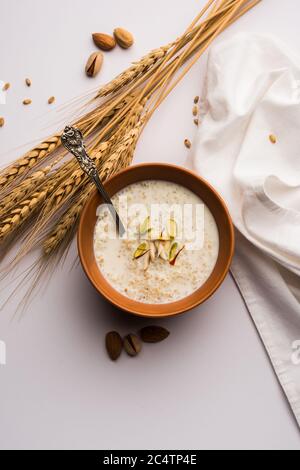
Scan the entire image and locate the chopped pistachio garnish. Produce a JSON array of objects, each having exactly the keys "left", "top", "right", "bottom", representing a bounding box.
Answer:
[
  {"left": 167, "top": 218, "right": 177, "bottom": 239},
  {"left": 149, "top": 242, "right": 156, "bottom": 262},
  {"left": 158, "top": 229, "right": 171, "bottom": 241},
  {"left": 169, "top": 243, "right": 185, "bottom": 266},
  {"left": 133, "top": 242, "right": 149, "bottom": 260},
  {"left": 157, "top": 242, "right": 168, "bottom": 261},
  {"left": 169, "top": 242, "right": 179, "bottom": 263},
  {"left": 143, "top": 251, "right": 151, "bottom": 271},
  {"left": 139, "top": 216, "right": 151, "bottom": 235},
  {"left": 133, "top": 217, "right": 184, "bottom": 268}
]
